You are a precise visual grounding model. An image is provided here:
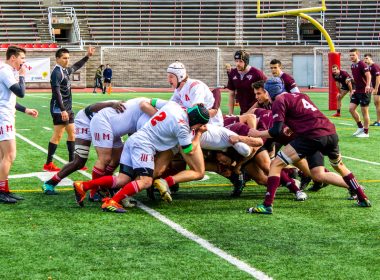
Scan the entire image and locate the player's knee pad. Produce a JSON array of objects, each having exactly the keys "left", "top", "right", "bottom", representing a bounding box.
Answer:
[
  {"left": 277, "top": 150, "right": 294, "bottom": 166},
  {"left": 74, "top": 144, "right": 90, "bottom": 159},
  {"left": 329, "top": 154, "right": 342, "bottom": 167}
]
